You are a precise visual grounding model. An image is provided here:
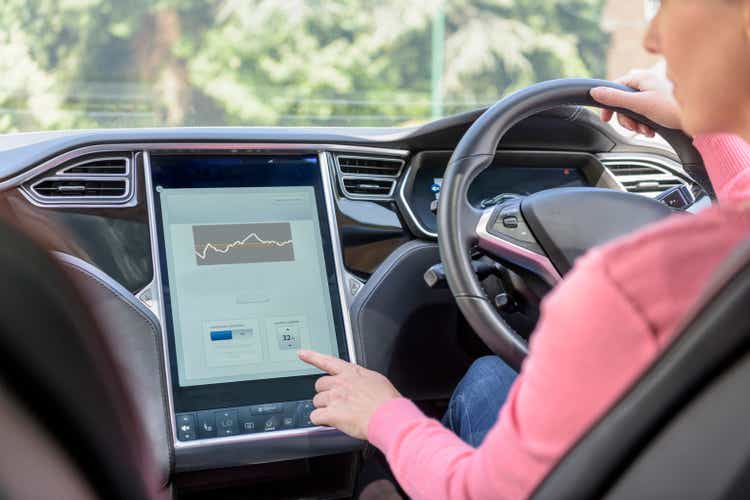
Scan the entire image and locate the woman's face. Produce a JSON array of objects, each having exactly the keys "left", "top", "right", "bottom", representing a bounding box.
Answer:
[{"left": 645, "top": 0, "right": 750, "bottom": 137}]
